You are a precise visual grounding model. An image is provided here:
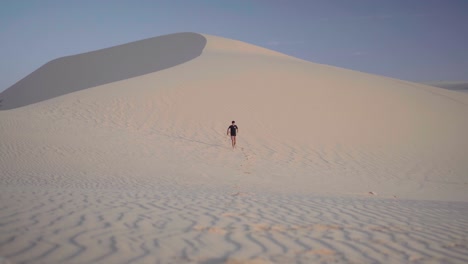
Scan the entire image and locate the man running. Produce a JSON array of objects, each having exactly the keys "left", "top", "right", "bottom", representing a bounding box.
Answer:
[{"left": 227, "top": 121, "right": 238, "bottom": 148}]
